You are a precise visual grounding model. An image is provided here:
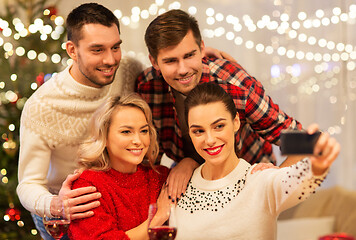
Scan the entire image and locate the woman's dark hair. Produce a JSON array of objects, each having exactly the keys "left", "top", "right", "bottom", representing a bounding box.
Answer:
[{"left": 184, "top": 82, "right": 237, "bottom": 124}]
